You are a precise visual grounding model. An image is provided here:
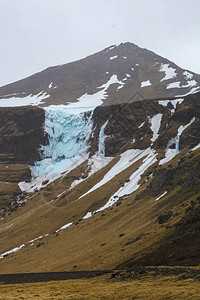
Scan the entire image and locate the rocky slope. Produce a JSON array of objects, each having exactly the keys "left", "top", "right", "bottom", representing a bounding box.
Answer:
[
  {"left": 0, "top": 107, "right": 47, "bottom": 213},
  {"left": 0, "top": 42, "right": 200, "bottom": 107},
  {"left": 0, "top": 107, "right": 47, "bottom": 165},
  {"left": 0, "top": 92, "right": 199, "bottom": 273}
]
